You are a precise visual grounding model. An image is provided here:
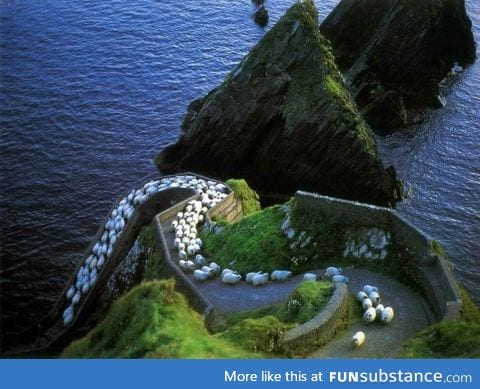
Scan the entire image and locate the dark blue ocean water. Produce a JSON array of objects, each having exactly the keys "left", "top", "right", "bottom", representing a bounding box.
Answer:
[{"left": 0, "top": 0, "right": 479, "bottom": 337}]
